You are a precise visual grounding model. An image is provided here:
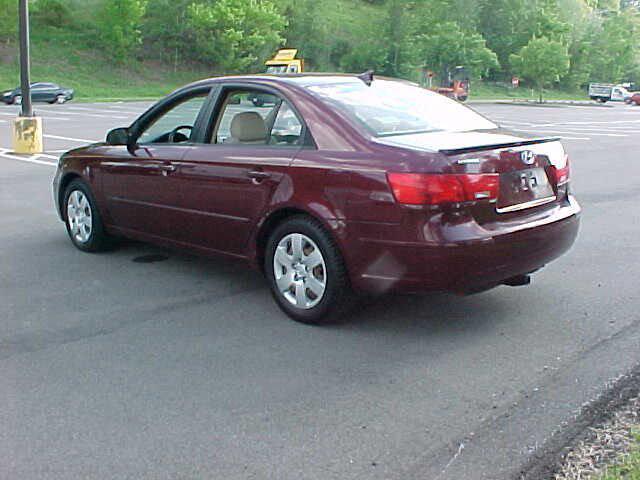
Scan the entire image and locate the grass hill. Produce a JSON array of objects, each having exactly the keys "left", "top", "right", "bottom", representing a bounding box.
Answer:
[{"left": 0, "top": 30, "right": 209, "bottom": 101}]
